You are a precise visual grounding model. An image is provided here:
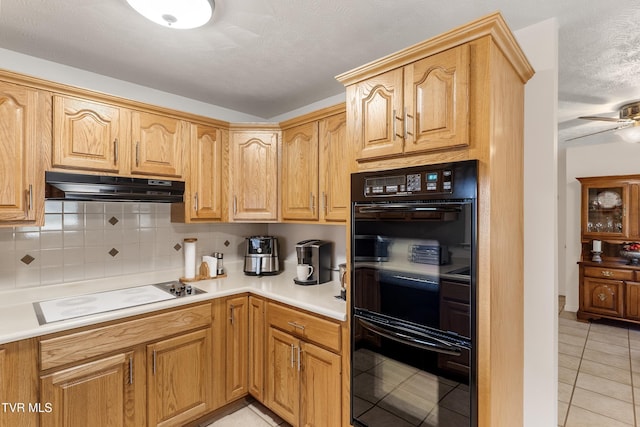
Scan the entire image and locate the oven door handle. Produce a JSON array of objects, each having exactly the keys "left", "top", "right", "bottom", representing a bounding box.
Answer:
[
  {"left": 357, "top": 204, "right": 461, "bottom": 213},
  {"left": 358, "top": 318, "right": 462, "bottom": 356}
]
